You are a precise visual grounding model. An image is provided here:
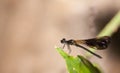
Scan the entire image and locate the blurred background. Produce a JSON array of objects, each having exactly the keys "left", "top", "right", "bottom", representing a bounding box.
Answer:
[{"left": 0, "top": 0, "right": 120, "bottom": 73}]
